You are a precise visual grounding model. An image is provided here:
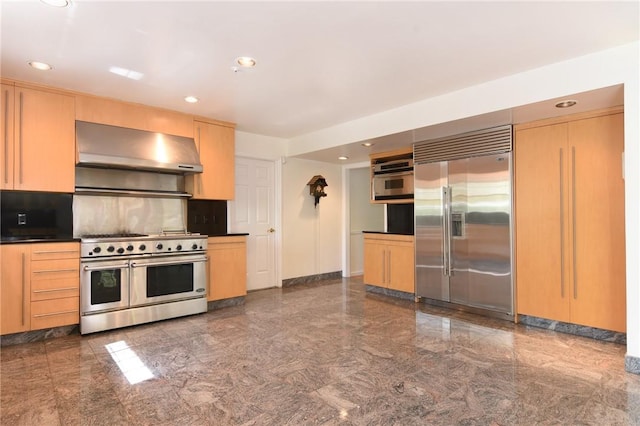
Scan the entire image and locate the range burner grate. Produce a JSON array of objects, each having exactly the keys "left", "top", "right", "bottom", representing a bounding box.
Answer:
[{"left": 81, "top": 233, "right": 148, "bottom": 239}]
